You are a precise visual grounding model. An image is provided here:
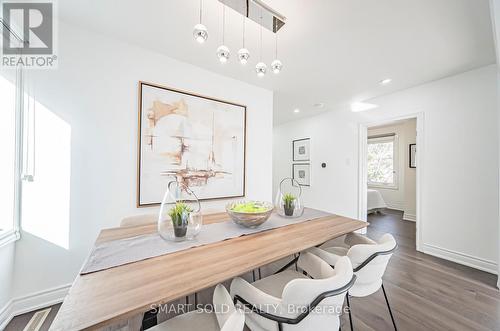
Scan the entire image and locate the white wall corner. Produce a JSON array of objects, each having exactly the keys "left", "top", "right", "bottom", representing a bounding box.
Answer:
[
  {"left": 0, "top": 230, "right": 20, "bottom": 249},
  {"left": 492, "top": 0, "right": 500, "bottom": 289},
  {"left": 422, "top": 243, "right": 498, "bottom": 275},
  {"left": 490, "top": 0, "right": 500, "bottom": 65},
  {"left": 0, "top": 283, "right": 71, "bottom": 330},
  {"left": 489, "top": 0, "right": 500, "bottom": 284}
]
